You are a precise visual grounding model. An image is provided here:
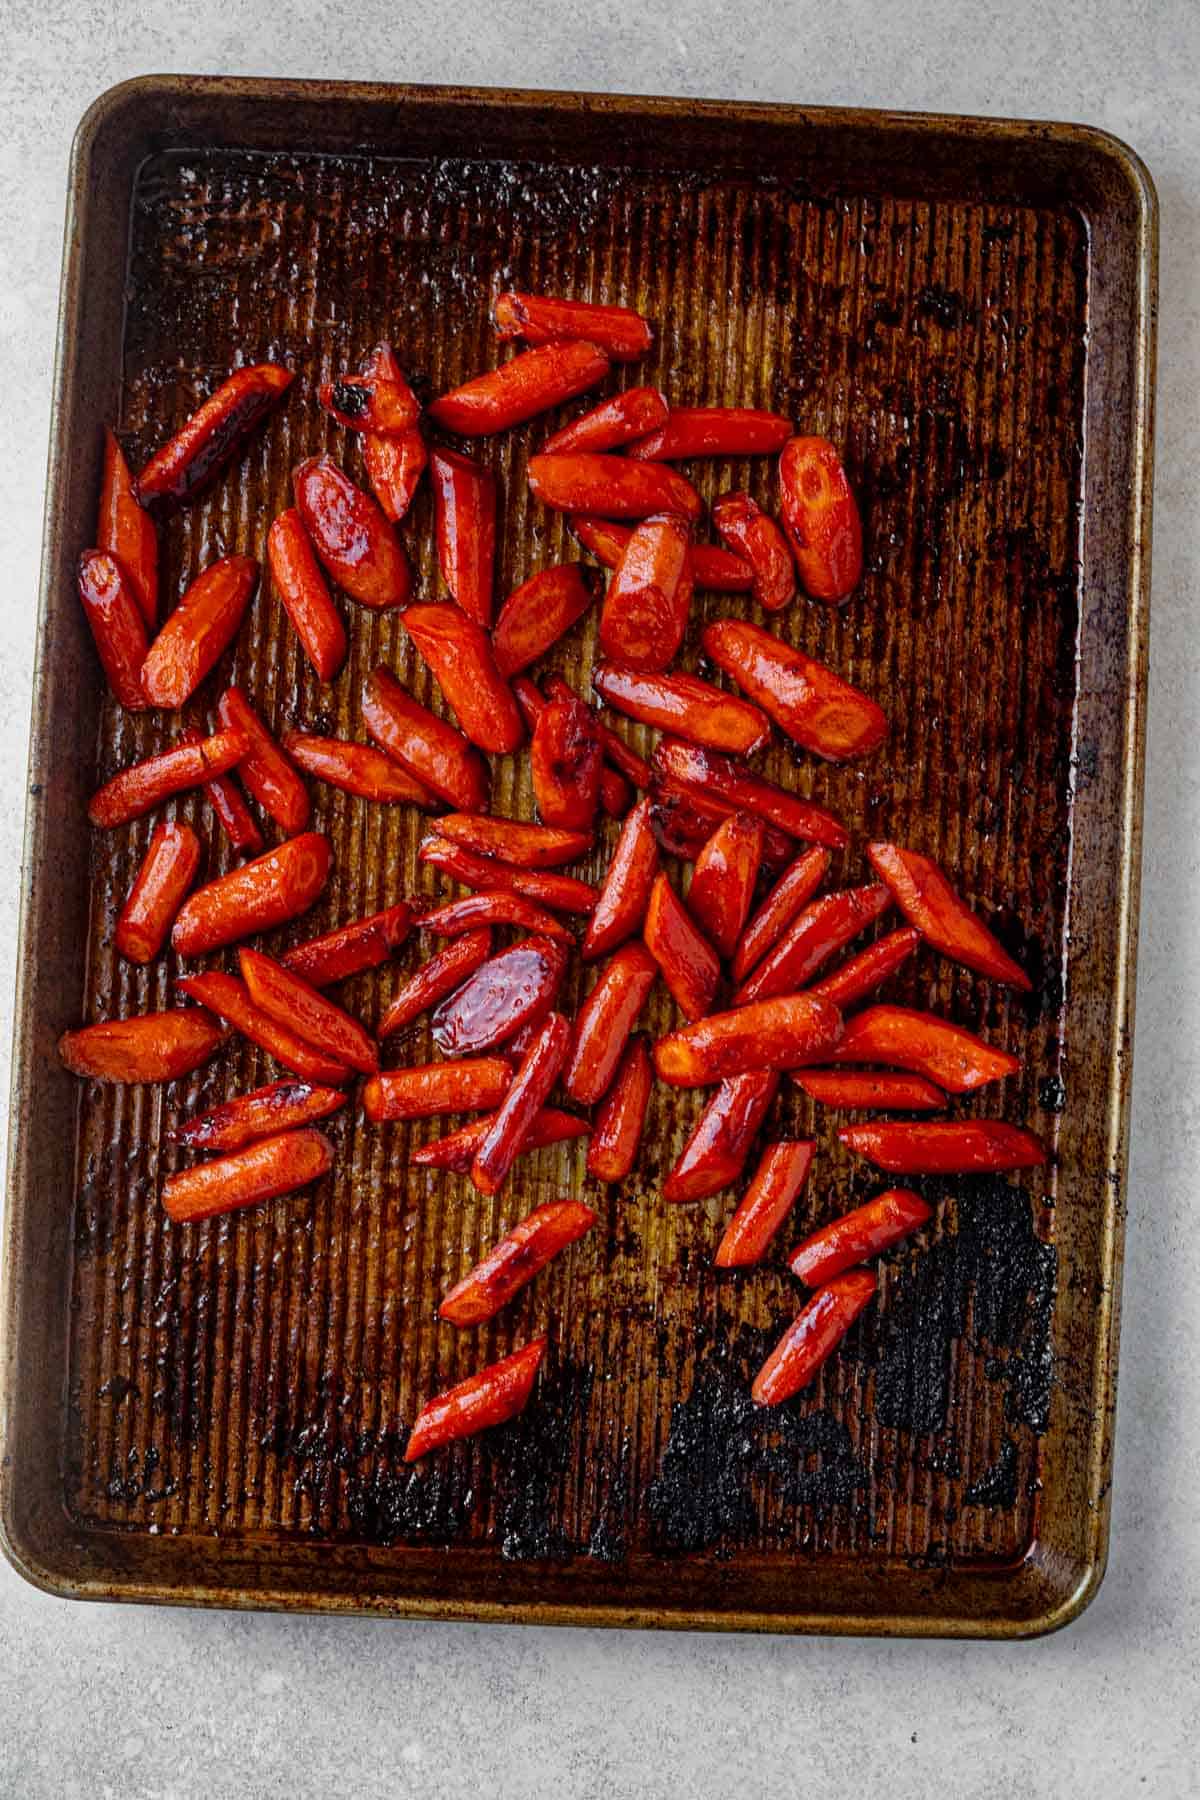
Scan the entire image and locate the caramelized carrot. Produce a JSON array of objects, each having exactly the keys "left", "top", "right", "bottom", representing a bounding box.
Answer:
[
  {"left": 492, "top": 564, "right": 593, "bottom": 677},
  {"left": 429, "top": 448, "right": 497, "bottom": 627},
  {"left": 293, "top": 456, "right": 411, "bottom": 610},
  {"left": 432, "top": 936, "right": 567, "bottom": 1055},
  {"left": 417, "top": 893, "right": 574, "bottom": 942},
  {"left": 734, "top": 886, "right": 892, "bottom": 1005},
  {"left": 777, "top": 436, "right": 864, "bottom": 605},
  {"left": 114, "top": 821, "right": 202, "bottom": 963},
  {"left": 363, "top": 1059, "right": 513, "bottom": 1123},
  {"left": 361, "top": 667, "right": 489, "bottom": 812},
  {"left": 789, "top": 1189, "right": 932, "bottom": 1286},
  {"left": 587, "top": 1034, "right": 653, "bottom": 1182},
  {"left": 404, "top": 1339, "right": 546, "bottom": 1461},
  {"left": 531, "top": 699, "right": 603, "bottom": 831},
  {"left": 378, "top": 929, "right": 493, "bottom": 1038},
  {"left": 710, "top": 492, "right": 795, "bottom": 612},
  {"left": 174, "top": 1079, "right": 347, "bottom": 1153},
  {"left": 570, "top": 514, "right": 753, "bottom": 592},
  {"left": 171, "top": 831, "right": 331, "bottom": 956},
  {"left": 418, "top": 835, "right": 596, "bottom": 914},
  {"left": 662, "top": 1071, "right": 779, "bottom": 1203},
  {"left": 282, "top": 902, "right": 412, "bottom": 988},
  {"left": 648, "top": 775, "right": 794, "bottom": 869},
  {"left": 239, "top": 948, "right": 378, "bottom": 1075},
  {"left": 162, "top": 1128, "right": 333, "bottom": 1224},
  {"left": 76, "top": 551, "right": 151, "bottom": 711},
  {"left": 435, "top": 813, "right": 591, "bottom": 869},
  {"left": 266, "top": 508, "right": 348, "bottom": 682},
  {"left": 654, "top": 994, "right": 845, "bottom": 1086},
  {"left": 687, "top": 814, "right": 764, "bottom": 961},
  {"left": 140, "top": 556, "right": 258, "bottom": 709},
  {"left": 402, "top": 602, "right": 523, "bottom": 754},
  {"left": 440, "top": 1200, "right": 596, "bottom": 1325},
  {"left": 430, "top": 341, "right": 610, "bottom": 435},
  {"left": 179, "top": 725, "right": 262, "bottom": 853},
  {"left": 629, "top": 407, "right": 791, "bottom": 460},
  {"left": 360, "top": 342, "right": 427, "bottom": 521},
  {"left": 176, "top": 971, "right": 350, "bottom": 1084},
  {"left": 528, "top": 454, "right": 703, "bottom": 521},
  {"left": 318, "top": 371, "right": 419, "bottom": 435},
  {"left": 703, "top": 618, "right": 887, "bottom": 762},
  {"left": 493, "top": 291, "right": 653, "bottom": 360},
  {"left": 714, "top": 1139, "right": 815, "bottom": 1267},
  {"left": 543, "top": 386, "right": 668, "bottom": 454},
  {"left": 411, "top": 1108, "right": 588, "bottom": 1172},
  {"left": 581, "top": 798, "right": 659, "bottom": 960},
  {"left": 793, "top": 1070, "right": 945, "bottom": 1111},
  {"left": 866, "top": 842, "right": 1032, "bottom": 989},
  {"left": 216, "top": 686, "right": 310, "bottom": 836},
  {"left": 840, "top": 1120, "right": 1046, "bottom": 1174},
  {"left": 828, "top": 1004, "right": 1020, "bottom": 1094},
  {"left": 543, "top": 673, "right": 653, "bottom": 789},
  {"left": 470, "top": 1012, "right": 570, "bottom": 1195},
  {"left": 136, "top": 363, "right": 293, "bottom": 505},
  {"left": 592, "top": 663, "right": 769, "bottom": 755},
  {"left": 513, "top": 676, "right": 632, "bottom": 819},
  {"left": 97, "top": 429, "right": 157, "bottom": 626},
  {"left": 88, "top": 728, "right": 248, "bottom": 829},
  {"left": 281, "top": 732, "right": 436, "bottom": 805},
  {"left": 598, "top": 513, "right": 693, "bottom": 671},
  {"left": 564, "top": 943, "right": 657, "bottom": 1104},
  {"left": 806, "top": 927, "right": 921, "bottom": 1010},
  {"left": 751, "top": 1270, "right": 877, "bottom": 1404},
  {"left": 652, "top": 740, "right": 848, "bottom": 849},
  {"left": 643, "top": 873, "right": 719, "bottom": 1022},
  {"left": 58, "top": 1010, "right": 225, "bottom": 1084}
]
